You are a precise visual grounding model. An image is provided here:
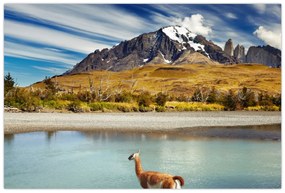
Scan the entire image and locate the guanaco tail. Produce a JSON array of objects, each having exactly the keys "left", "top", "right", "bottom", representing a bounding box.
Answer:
[{"left": 128, "top": 150, "right": 185, "bottom": 189}]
